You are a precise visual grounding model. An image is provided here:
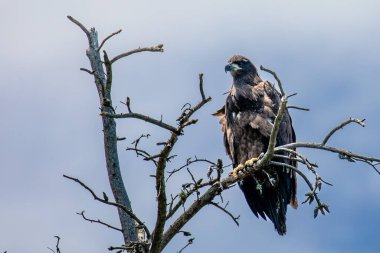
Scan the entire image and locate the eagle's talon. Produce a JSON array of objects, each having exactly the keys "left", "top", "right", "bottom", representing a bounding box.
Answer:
[
  {"left": 245, "top": 157, "right": 259, "bottom": 167},
  {"left": 232, "top": 164, "right": 244, "bottom": 178}
]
